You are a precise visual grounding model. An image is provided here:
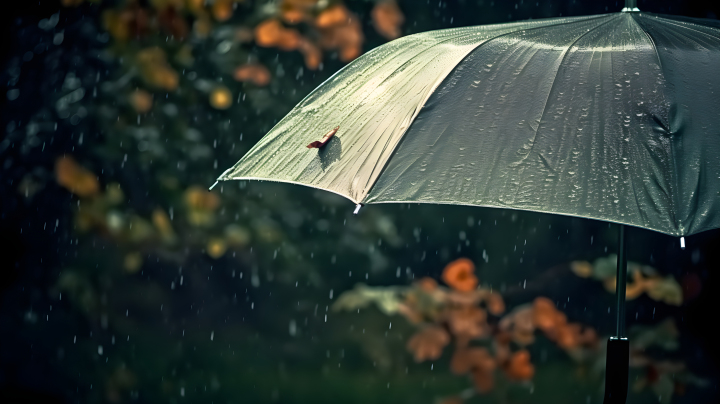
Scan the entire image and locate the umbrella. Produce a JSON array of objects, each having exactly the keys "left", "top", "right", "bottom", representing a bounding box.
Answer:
[{"left": 214, "top": 1, "right": 720, "bottom": 402}]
